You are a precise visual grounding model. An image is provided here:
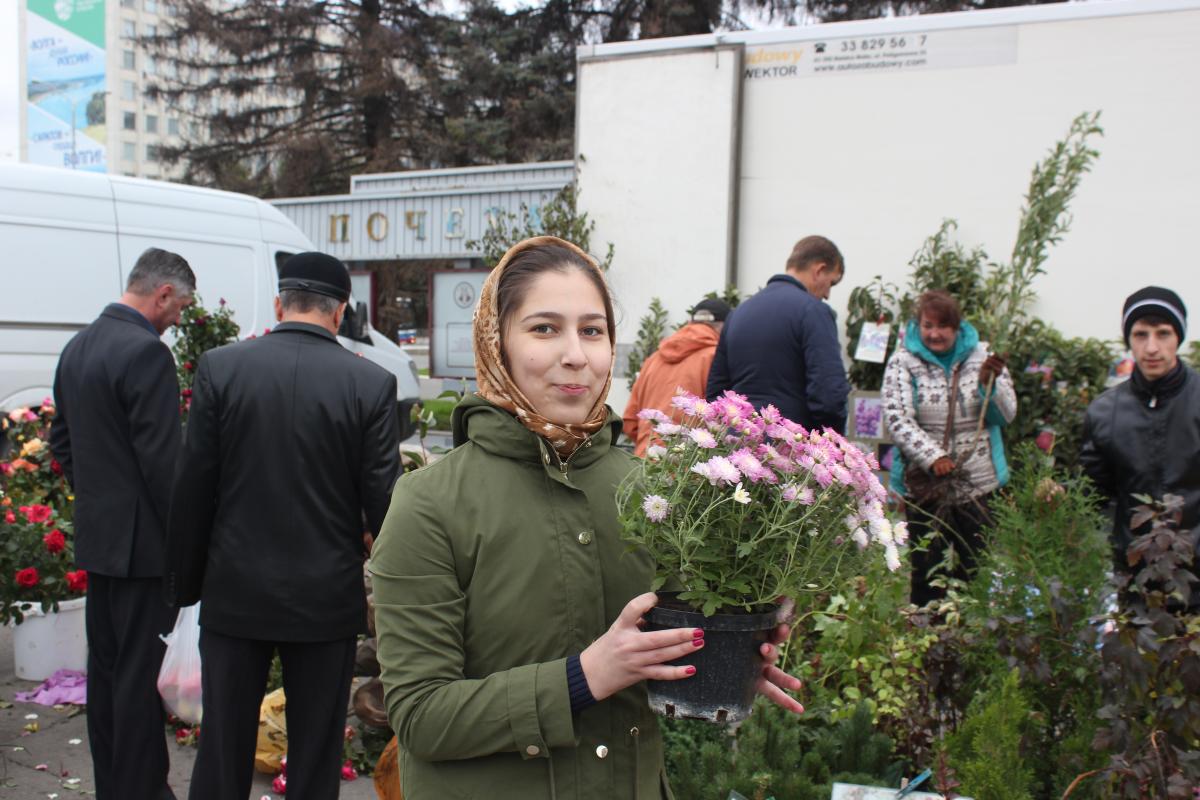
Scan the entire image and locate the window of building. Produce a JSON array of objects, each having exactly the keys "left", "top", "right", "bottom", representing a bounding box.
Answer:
[
  {"left": 122, "top": 20, "right": 136, "bottom": 38},
  {"left": 167, "top": 117, "right": 180, "bottom": 136},
  {"left": 144, "top": 0, "right": 157, "bottom": 13},
  {"left": 144, "top": 56, "right": 156, "bottom": 75},
  {"left": 121, "top": 0, "right": 134, "bottom": 7},
  {"left": 145, "top": 24, "right": 157, "bottom": 37},
  {"left": 123, "top": 142, "right": 136, "bottom": 161},
  {"left": 123, "top": 111, "right": 136, "bottom": 131},
  {"left": 123, "top": 50, "right": 135, "bottom": 70},
  {"left": 146, "top": 144, "right": 160, "bottom": 162},
  {"left": 145, "top": 114, "right": 158, "bottom": 134},
  {"left": 121, "top": 80, "right": 136, "bottom": 101}
]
